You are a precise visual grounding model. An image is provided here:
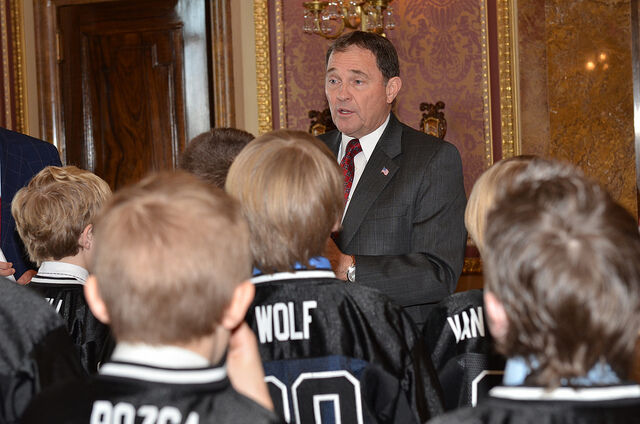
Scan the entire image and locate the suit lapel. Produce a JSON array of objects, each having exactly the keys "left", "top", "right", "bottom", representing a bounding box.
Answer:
[{"left": 339, "top": 114, "right": 403, "bottom": 248}]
